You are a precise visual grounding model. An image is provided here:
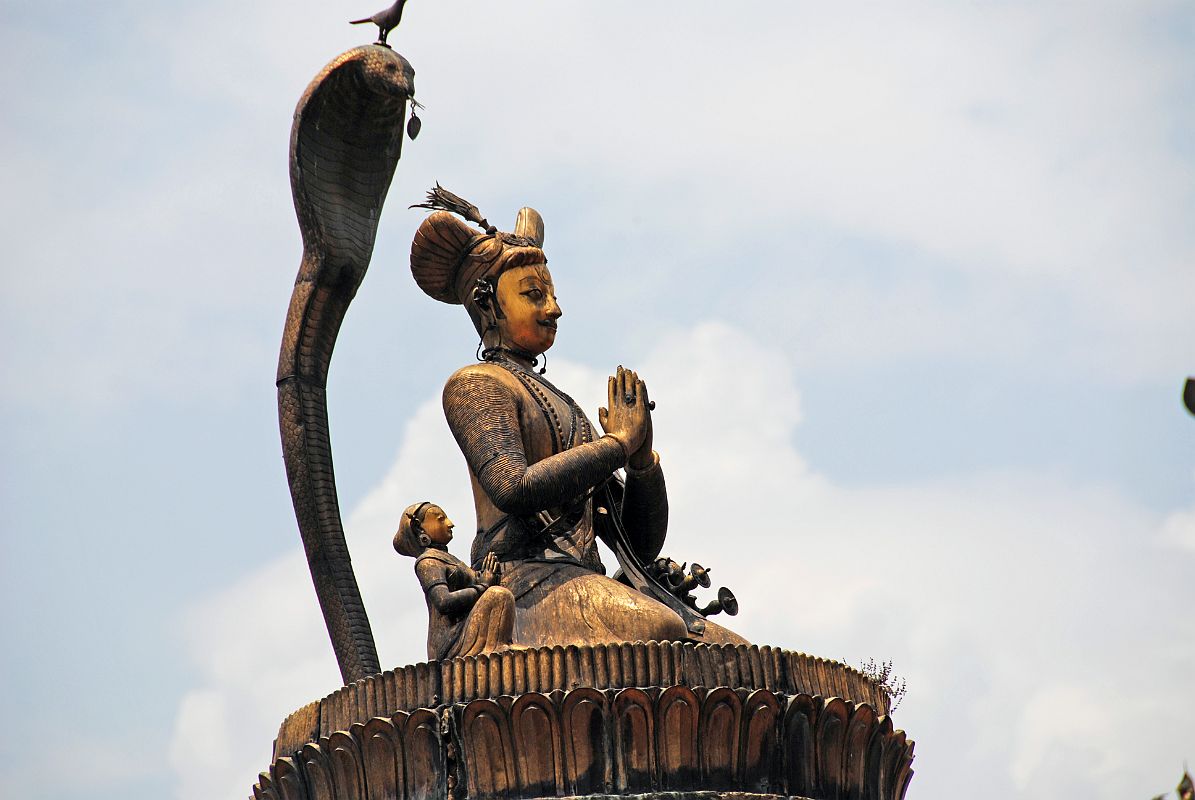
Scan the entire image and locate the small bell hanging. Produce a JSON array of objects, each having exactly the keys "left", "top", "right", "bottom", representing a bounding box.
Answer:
[{"left": 406, "top": 98, "right": 424, "bottom": 140}]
